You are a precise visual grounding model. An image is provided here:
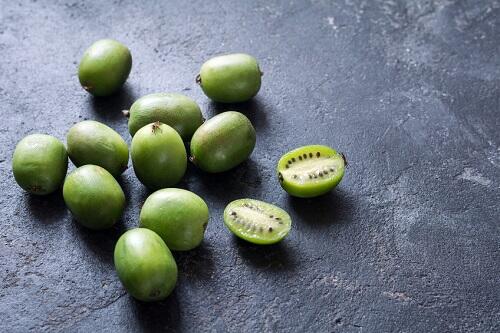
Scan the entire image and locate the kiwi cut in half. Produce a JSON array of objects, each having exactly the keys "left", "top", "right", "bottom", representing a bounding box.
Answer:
[
  {"left": 277, "top": 145, "right": 345, "bottom": 198},
  {"left": 223, "top": 199, "right": 291, "bottom": 245}
]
